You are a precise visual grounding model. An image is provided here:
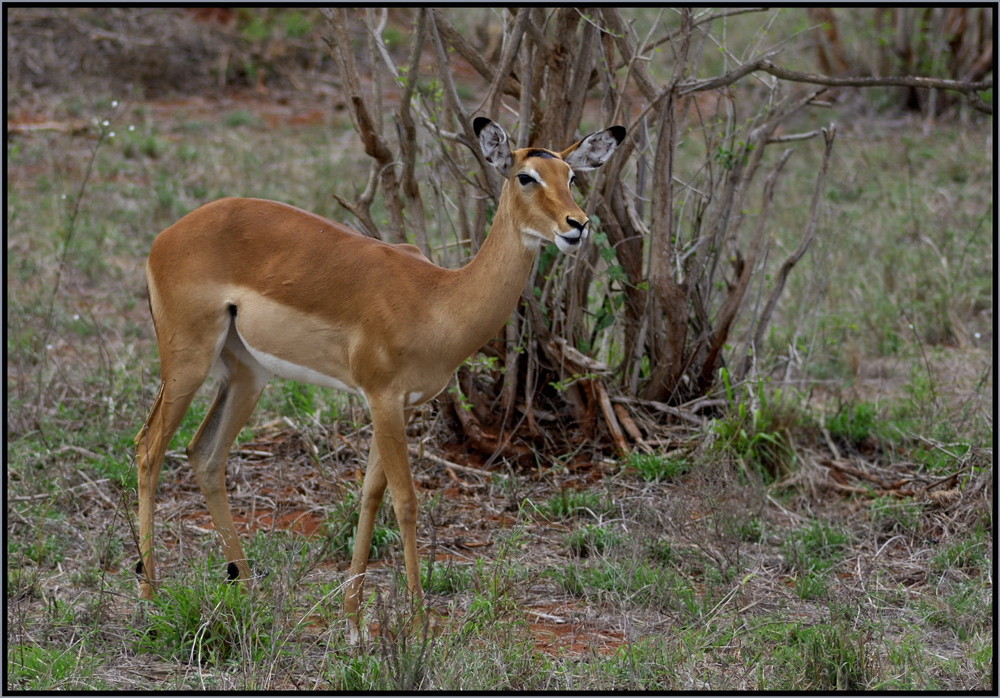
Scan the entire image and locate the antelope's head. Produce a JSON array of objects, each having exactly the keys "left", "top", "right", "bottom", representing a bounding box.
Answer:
[{"left": 475, "top": 117, "right": 626, "bottom": 253}]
